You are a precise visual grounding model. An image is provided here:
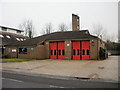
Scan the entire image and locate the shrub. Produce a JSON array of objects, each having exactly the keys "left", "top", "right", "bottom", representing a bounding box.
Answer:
[{"left": 99, "top": 47, "right": 106, "bottom": 60}]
